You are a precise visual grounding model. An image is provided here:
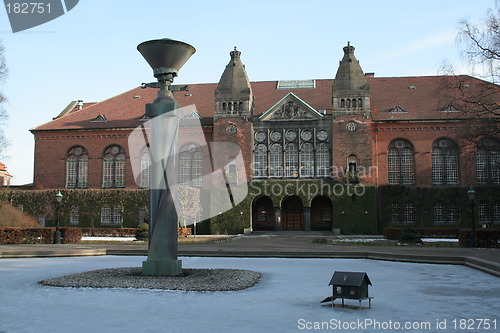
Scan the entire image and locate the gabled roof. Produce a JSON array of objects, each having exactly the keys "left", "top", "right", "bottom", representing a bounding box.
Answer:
[
  {"left": 259, "top": 92, "right": 324, "bottom": 120},
  {"left": 30, "top": 75, "right": 499, "bottom": 132},
  {"left": 329, "top": 271, "right": 372, "bottom": 287}
]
